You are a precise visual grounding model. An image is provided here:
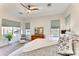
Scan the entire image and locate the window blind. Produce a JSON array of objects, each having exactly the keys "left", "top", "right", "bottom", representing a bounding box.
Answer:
[
  {"left": 25, "top": 23, "right": 30, "bottom": 29},
  {"left": 2, "top": 19, "right": 20, "bottom": 27},
  {"left": 65, "top": 14, "right": 71, "bottom": 30},
  {"left": 51, "top": 20, "right": 60, "bottom": 28}
]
